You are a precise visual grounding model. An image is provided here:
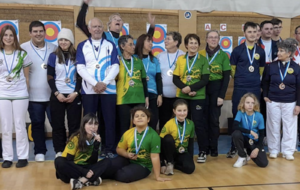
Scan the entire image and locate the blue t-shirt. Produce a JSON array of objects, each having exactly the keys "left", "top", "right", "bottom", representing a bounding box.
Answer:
[
  {"left": 105, "top": 31, "right": 121, "bottom": 56},
  {"left": 234, "top": 110, "right": 265, "bottom": 140}
]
